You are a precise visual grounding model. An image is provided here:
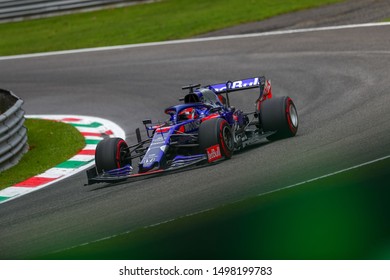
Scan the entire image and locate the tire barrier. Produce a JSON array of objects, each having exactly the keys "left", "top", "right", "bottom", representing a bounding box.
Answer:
[
  {"left": 0, "top": 89, "right": 28, "bottom": 172},
  {"left": 0, "top": 0, "right": 142, "bottom": 22}
]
